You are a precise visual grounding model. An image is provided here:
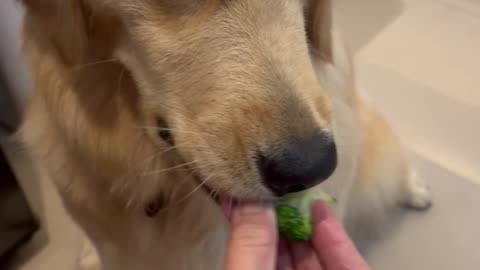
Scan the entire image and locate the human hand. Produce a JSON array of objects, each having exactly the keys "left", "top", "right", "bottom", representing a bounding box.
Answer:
[
  {"left": 224, "top": 203, "right": 278, "bottom": 270},
  {"left": 277, "top": 201, "right": 369, "bottom": 270},
  {"left": 224, "top": 201, "right": 369, "bottom": 270}
]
